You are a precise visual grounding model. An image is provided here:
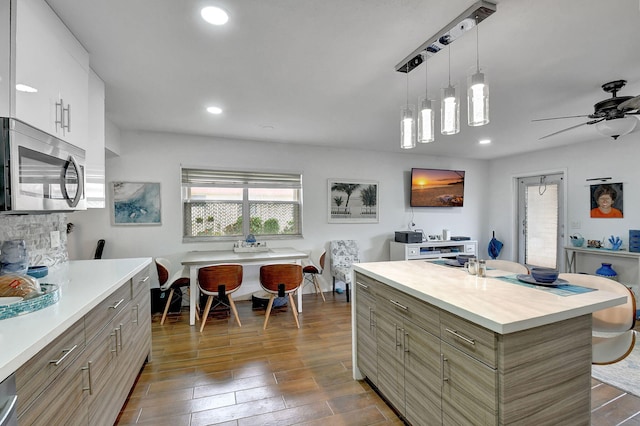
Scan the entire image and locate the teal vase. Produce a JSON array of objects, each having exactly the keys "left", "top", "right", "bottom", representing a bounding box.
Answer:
[{"left": 595, "top": 263, "right": 617, "bottom": 280}]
